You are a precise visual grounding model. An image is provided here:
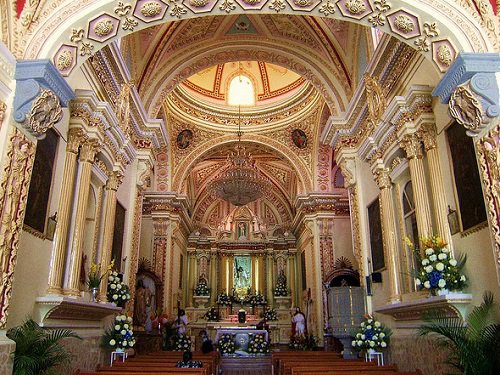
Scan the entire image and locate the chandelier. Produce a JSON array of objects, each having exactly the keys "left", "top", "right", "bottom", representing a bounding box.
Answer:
[{"left": 207, "top": 106, "right": 271, "bottom": 206}]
